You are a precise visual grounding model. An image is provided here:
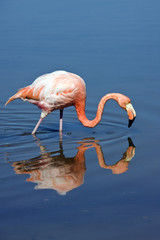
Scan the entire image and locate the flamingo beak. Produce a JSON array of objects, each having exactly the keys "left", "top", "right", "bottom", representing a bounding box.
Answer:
[
  {"left": 126, "top": 103, "right": 136, "bottom": 128},
  {"left": 128, "top": 117, "right": 136, "bottom": 128}
]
